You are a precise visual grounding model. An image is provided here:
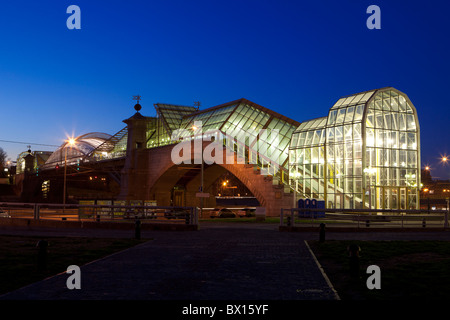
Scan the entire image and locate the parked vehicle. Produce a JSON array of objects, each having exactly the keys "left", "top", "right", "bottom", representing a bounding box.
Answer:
[
  {"left": 164, "top": 208, "right": 190, "bottom": 220},
  {"left": 237, "top": 208, "right": 256, "bottom": 217},
  {"left": 210, "top": 208, "right": 236, "bottom": 218},
  {"left": 0, "top": 209, "right": 11, "bottom": 218}
]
